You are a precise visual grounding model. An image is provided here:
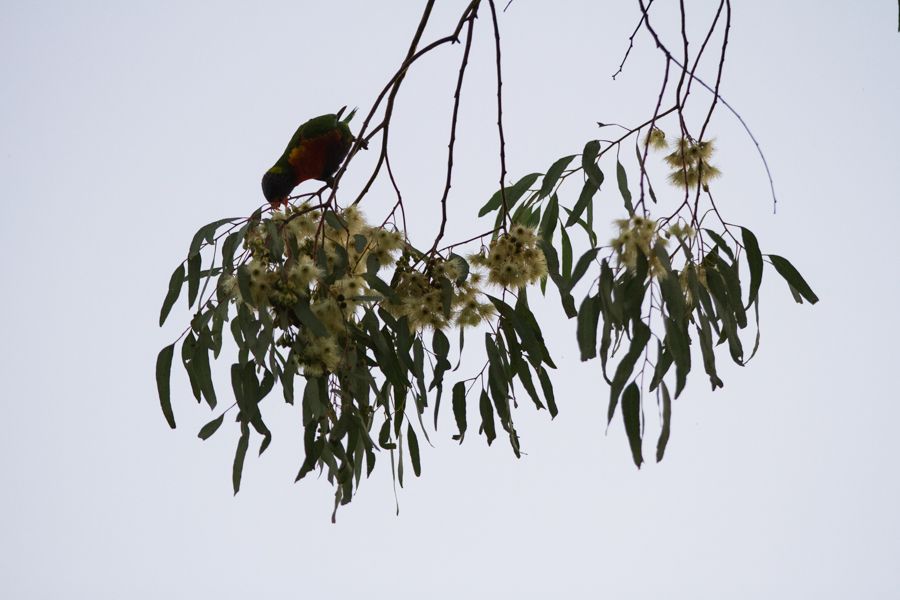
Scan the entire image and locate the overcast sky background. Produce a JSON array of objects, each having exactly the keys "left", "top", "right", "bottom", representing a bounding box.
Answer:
[{"left": 2, "top": 1, "right": 899, "bottom": 598}]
